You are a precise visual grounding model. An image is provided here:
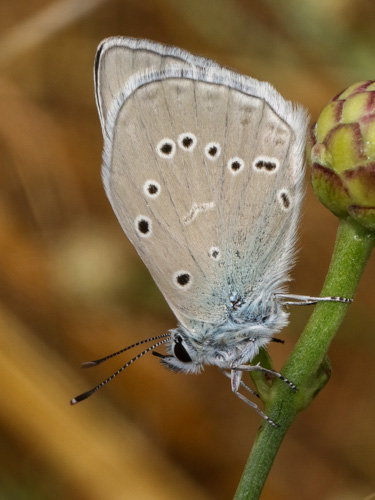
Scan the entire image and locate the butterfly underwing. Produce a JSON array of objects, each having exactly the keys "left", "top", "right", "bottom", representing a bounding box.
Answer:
[{"left": 71, "top": 37, "right": 350, "bottom": 425}]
